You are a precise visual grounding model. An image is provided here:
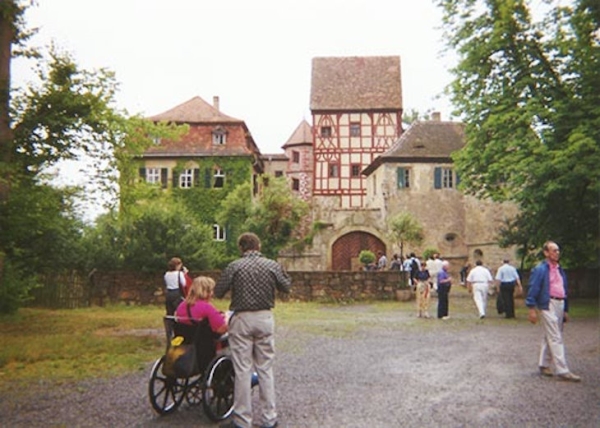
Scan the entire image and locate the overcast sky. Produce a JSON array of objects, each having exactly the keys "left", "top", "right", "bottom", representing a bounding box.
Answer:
[{"left": 14, "top": 0, "right": 456, "bottom": 155}]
